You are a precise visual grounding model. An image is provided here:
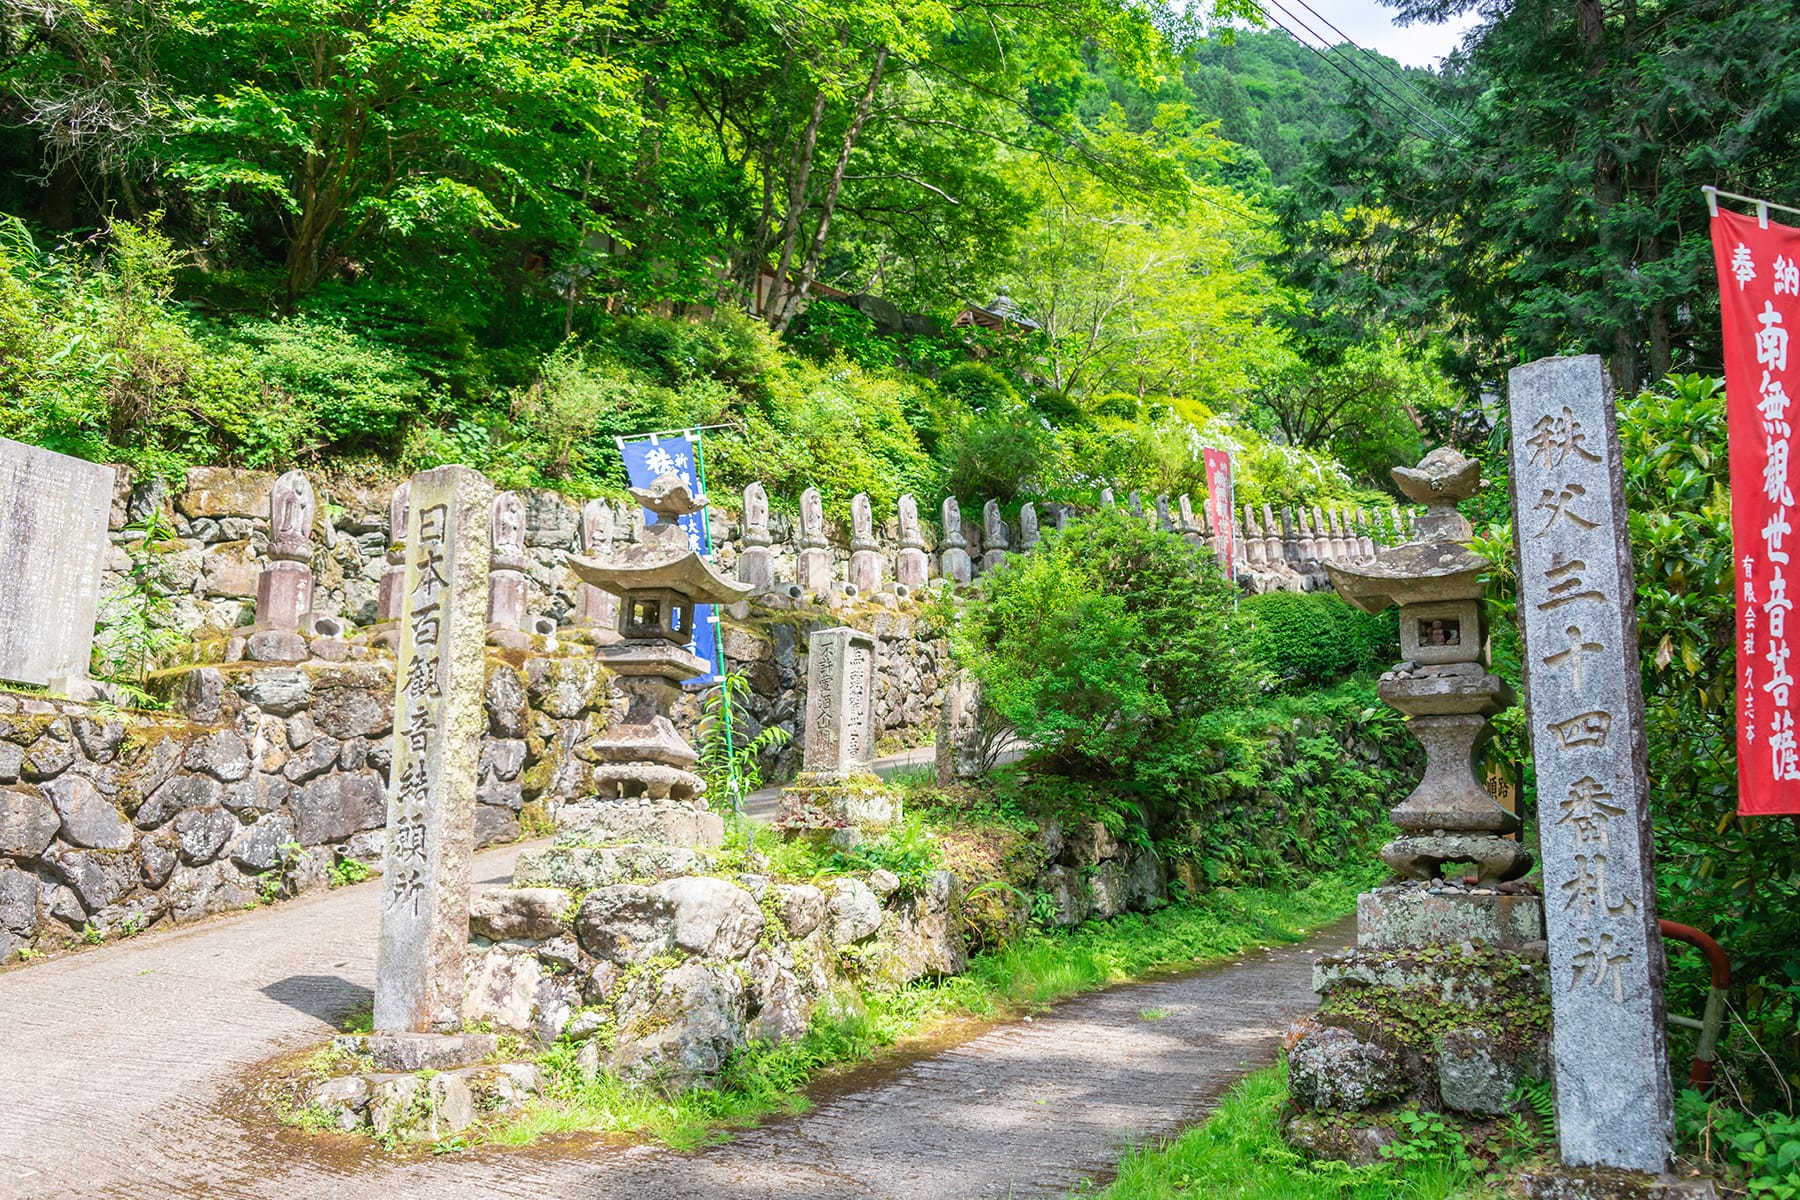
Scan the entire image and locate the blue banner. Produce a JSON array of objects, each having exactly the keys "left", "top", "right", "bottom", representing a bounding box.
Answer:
[{"left": 618, "top": 434, "right": 721, "bottom": 686}]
